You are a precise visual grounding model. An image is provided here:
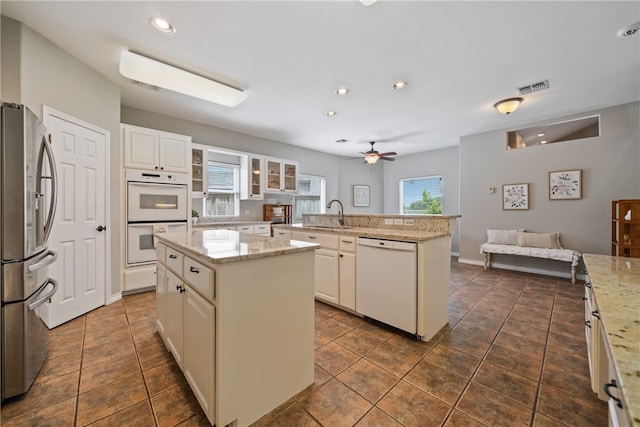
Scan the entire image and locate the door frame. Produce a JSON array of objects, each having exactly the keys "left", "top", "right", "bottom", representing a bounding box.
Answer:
[{"left": 42, "top": 106, "right": 113, "bottom": 305}]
